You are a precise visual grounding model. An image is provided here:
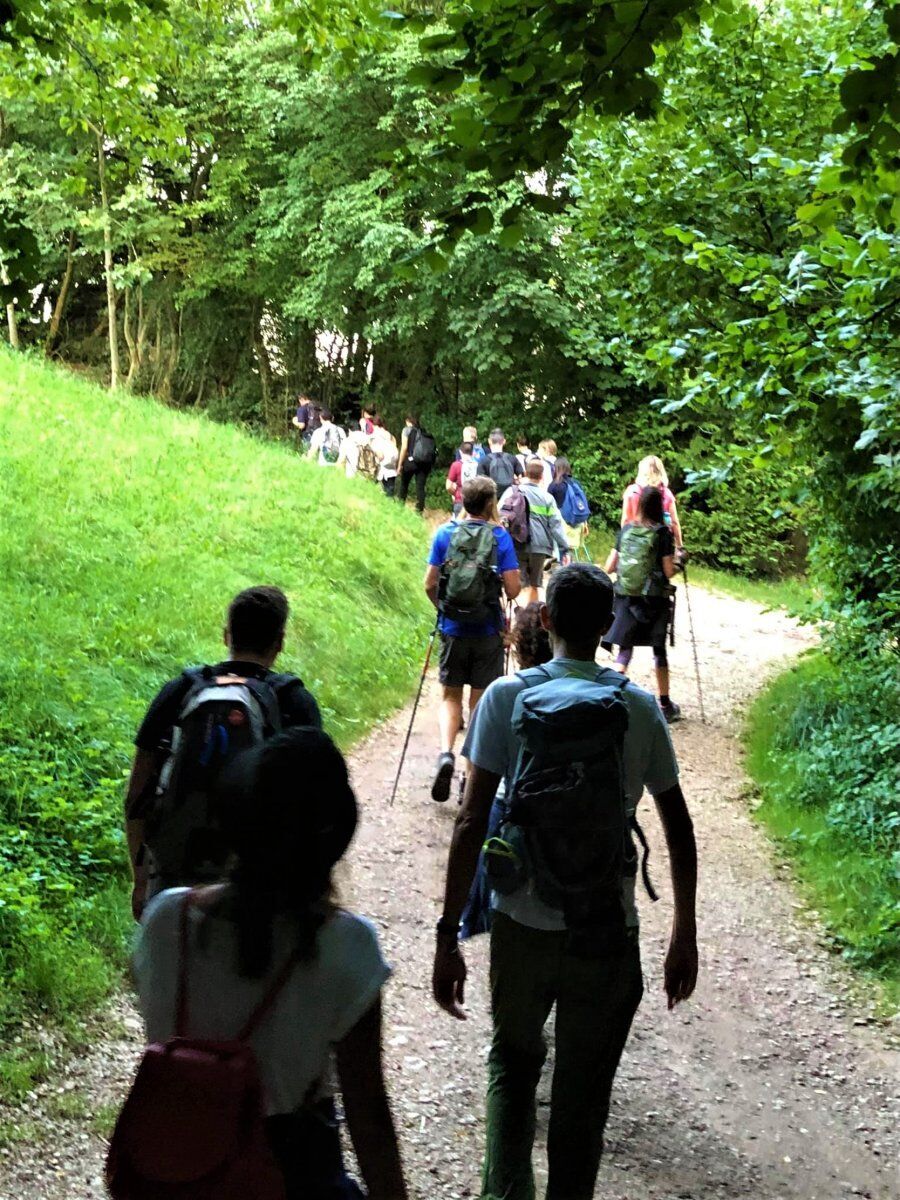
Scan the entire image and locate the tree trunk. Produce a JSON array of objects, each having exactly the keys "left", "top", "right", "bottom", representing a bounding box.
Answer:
[
  {"left": 96, "top": 129, "right": 120, "bottom": 389},
  {"left": 0, "top": 259, "right": 19, "bottom": 350},
  {"left": 45, "top": 231, "right": 76, "bottom": 357}
]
